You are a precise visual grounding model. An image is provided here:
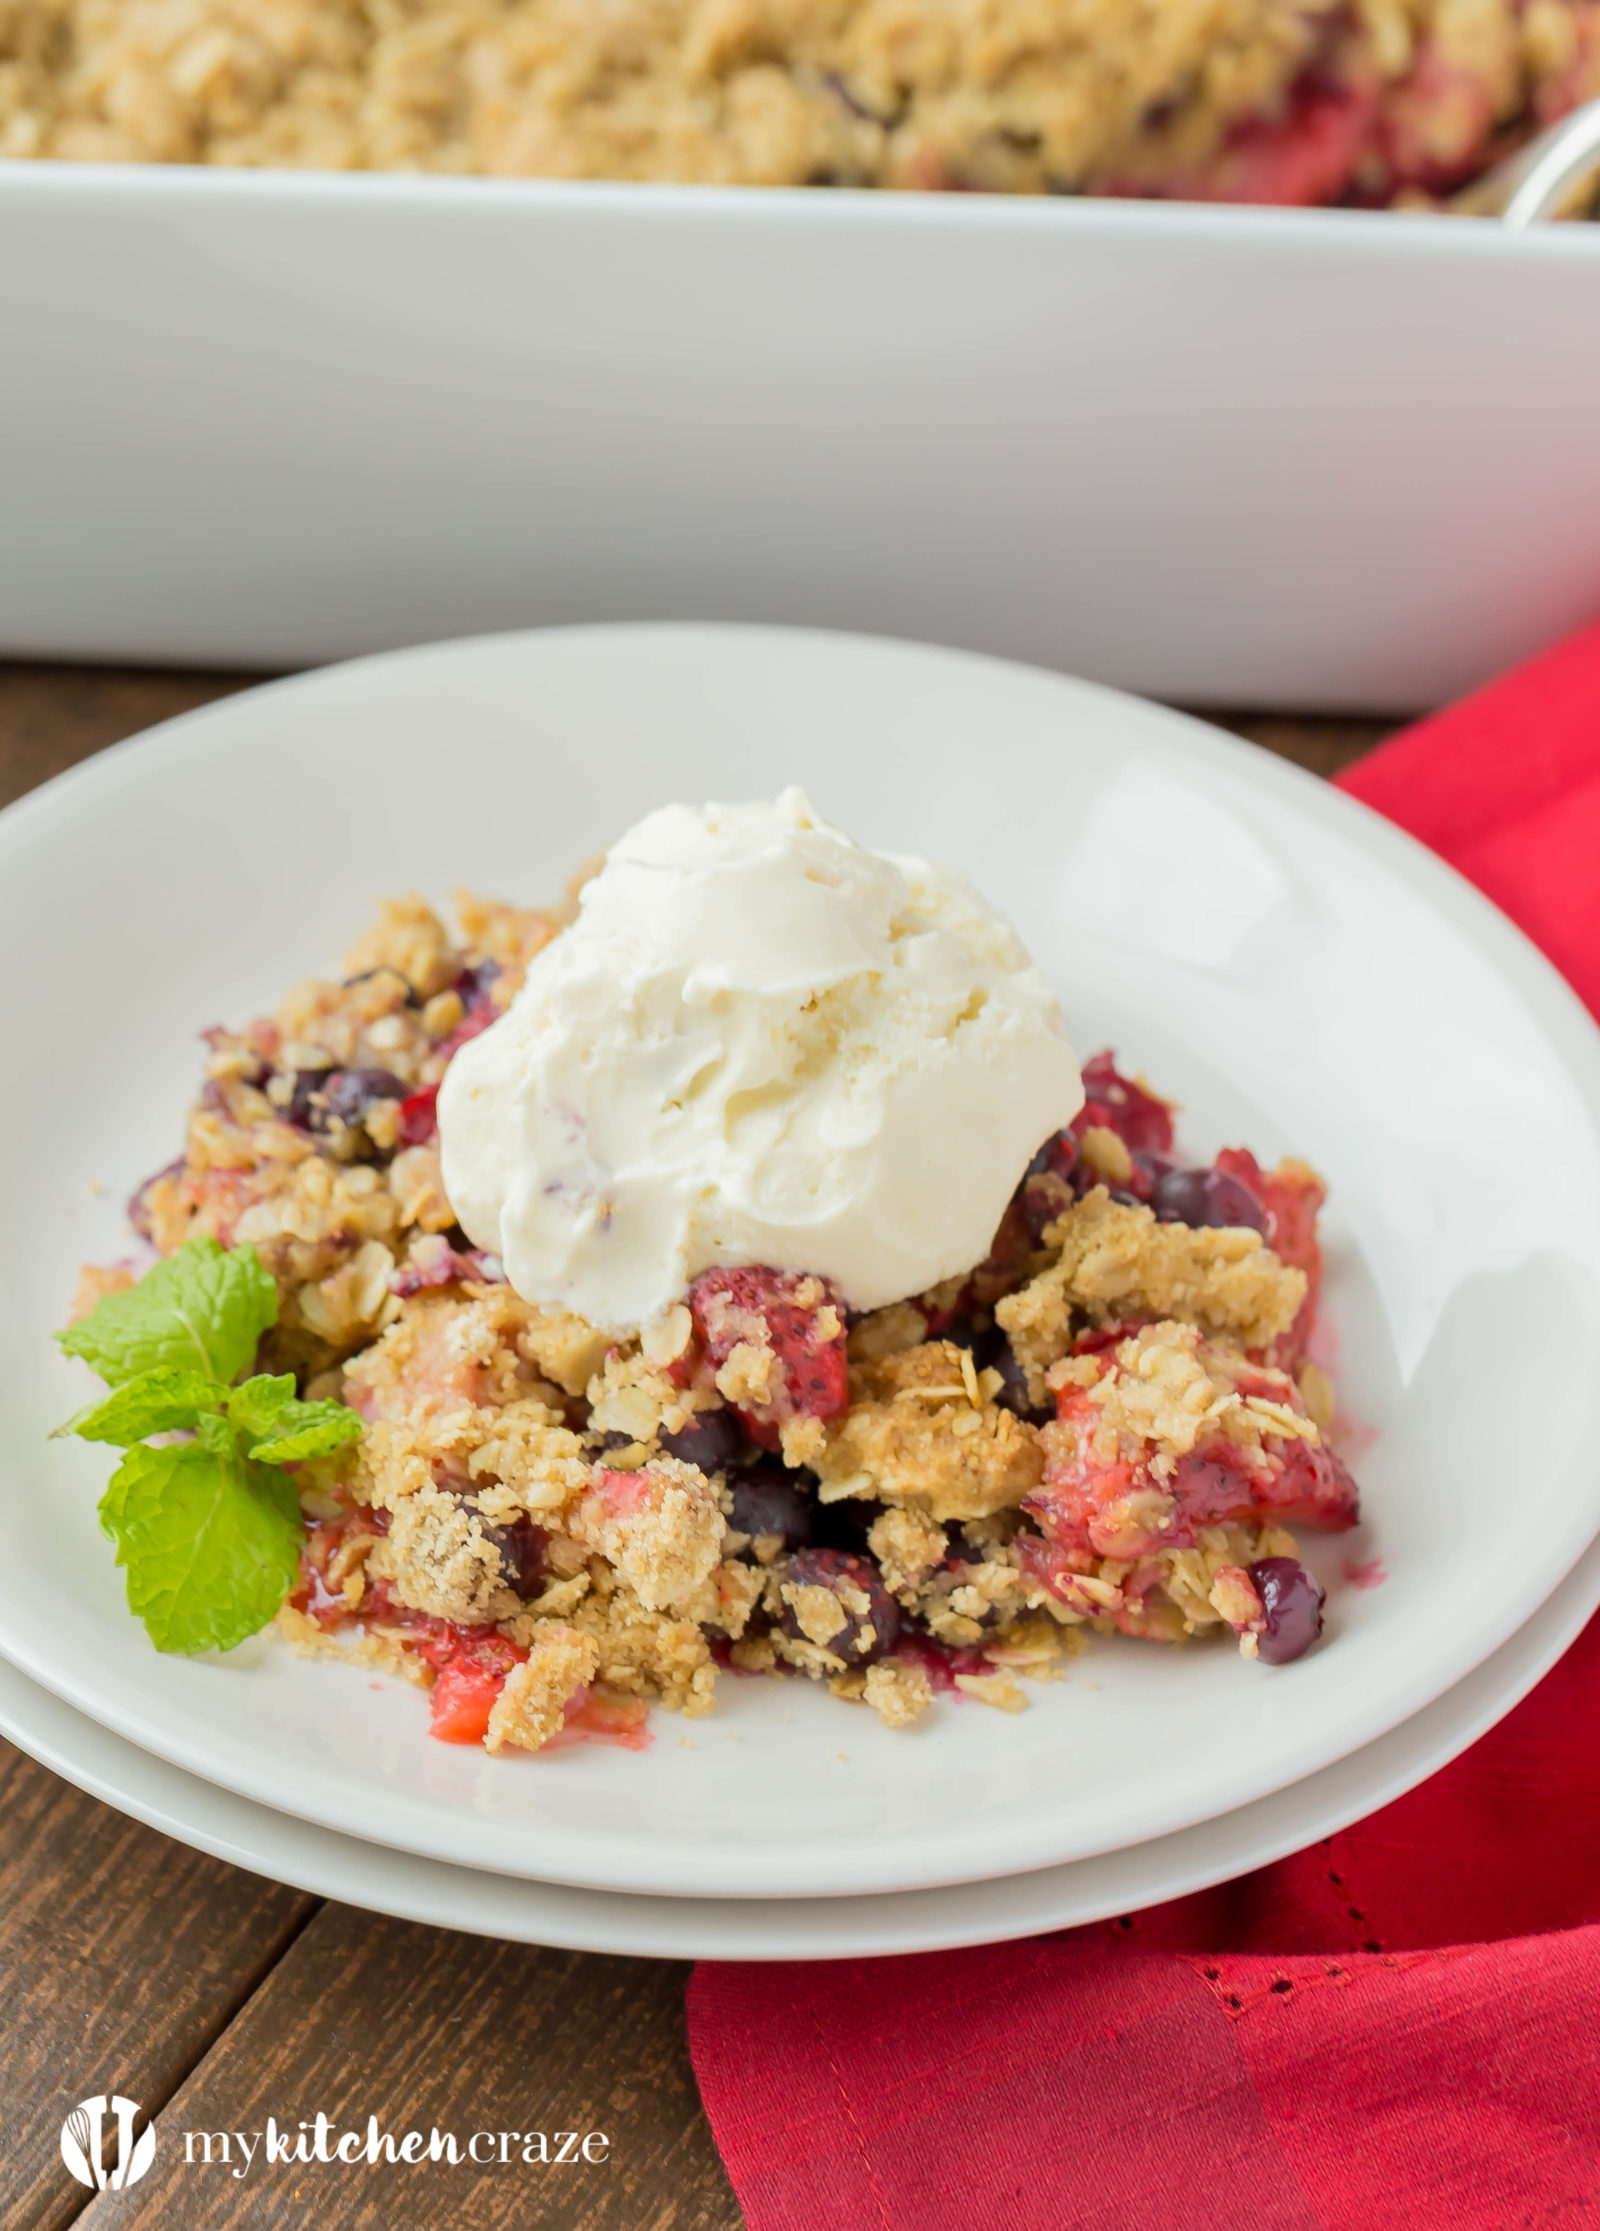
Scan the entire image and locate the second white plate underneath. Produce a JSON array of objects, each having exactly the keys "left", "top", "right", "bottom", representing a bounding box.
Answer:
[
  {"left": 4, "top": 1532, "right": 1596, "bottom": 1963},
  {"left": 6, "top": 626, "right": 1600, "bottom": 1899}
]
